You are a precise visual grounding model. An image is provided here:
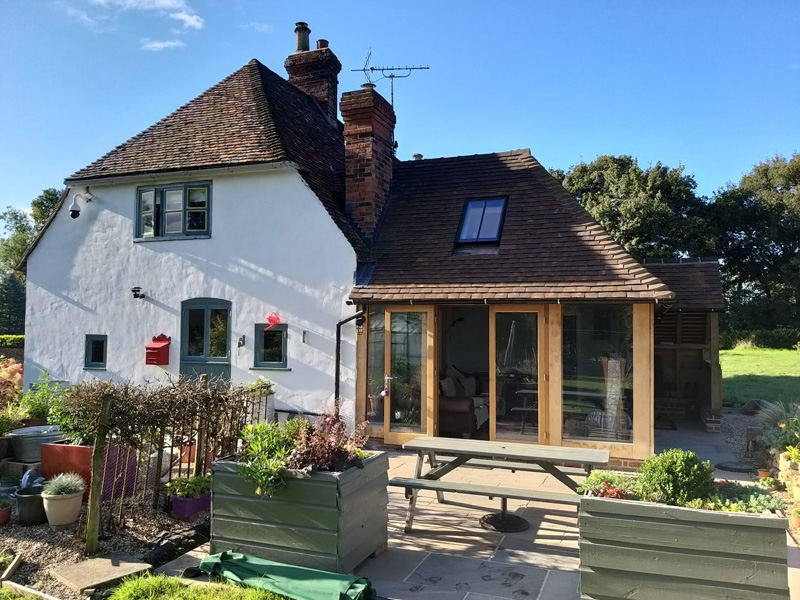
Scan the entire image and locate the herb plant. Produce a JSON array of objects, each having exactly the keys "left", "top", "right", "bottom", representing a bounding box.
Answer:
[
  {"left": 166, "top": 476, "right": 211, "bottom": 498},
  {"left": 42, "top": 472, "right": 85, "bottom": 496},
  {"left": 577, "top": 470, "right": 637, "bottom": 497},
  {"left": 20, "top": 370, "right": 64, "bottom": 420},
  {"left": 636, "top": 449, "right": 715, "bottom": 506}
]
